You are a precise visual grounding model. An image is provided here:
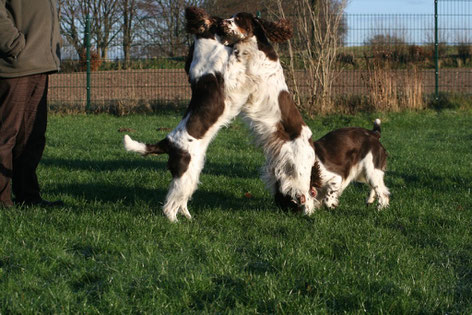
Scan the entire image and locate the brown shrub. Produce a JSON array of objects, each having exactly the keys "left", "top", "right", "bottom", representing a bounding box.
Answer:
[{"left": 79, "top": 49, "right": 102, "bottom": 71}]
